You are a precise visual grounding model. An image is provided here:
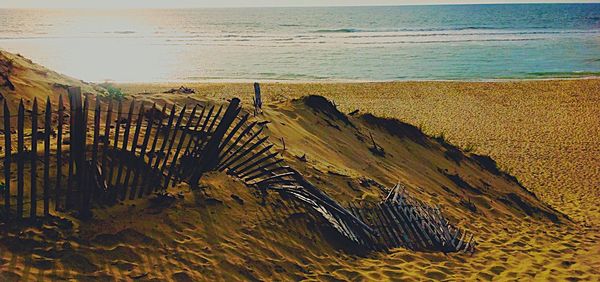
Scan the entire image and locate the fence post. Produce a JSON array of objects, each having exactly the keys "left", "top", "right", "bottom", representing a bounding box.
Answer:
[{"left": 253, "top": 82, "right": 262, "bottom": 115}]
